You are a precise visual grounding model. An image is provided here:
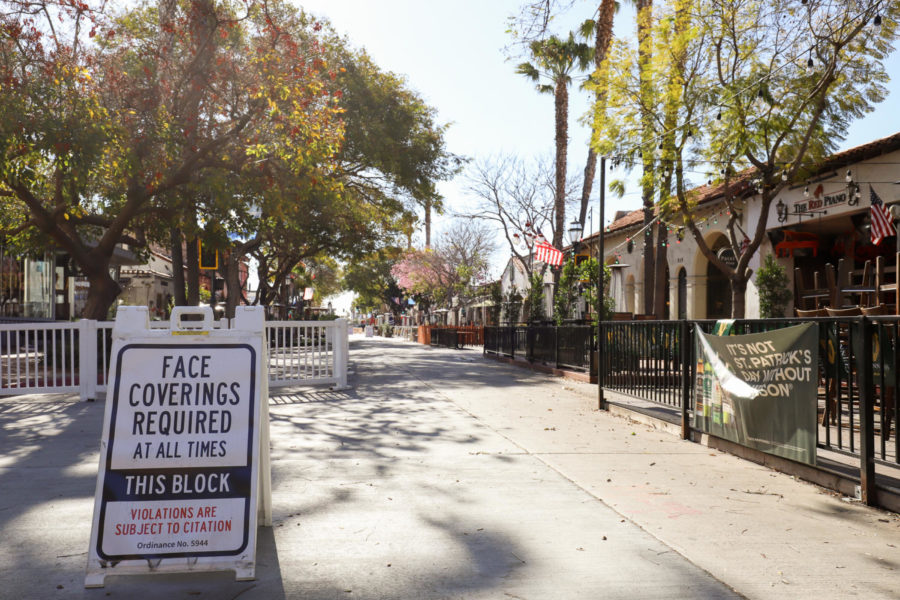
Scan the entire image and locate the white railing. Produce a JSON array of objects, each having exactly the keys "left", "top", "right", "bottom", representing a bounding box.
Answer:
[
  {"left": 394, "top": 325, "right": 418, "bottom": 342},
  {"left": 265, "top": 320, "right": 348, "bottom": 390},
  {"left": 0, "top": 317, "right": 348, "bottom": 400}
]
